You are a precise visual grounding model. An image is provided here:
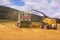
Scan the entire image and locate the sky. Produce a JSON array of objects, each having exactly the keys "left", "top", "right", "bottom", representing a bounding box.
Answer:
[{"left": 0, "top": 0, "right": 60, "bottom": 18}]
